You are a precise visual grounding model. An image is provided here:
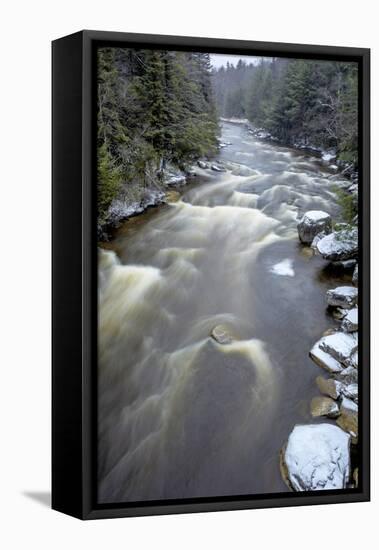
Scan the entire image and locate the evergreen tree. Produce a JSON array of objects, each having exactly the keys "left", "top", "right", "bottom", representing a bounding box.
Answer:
[
  {"left": 212, "top": 56, "right": 358, "bottom": 164},
  {"left": 97, "top": 47, "right": 219, "bottom": 225}
]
